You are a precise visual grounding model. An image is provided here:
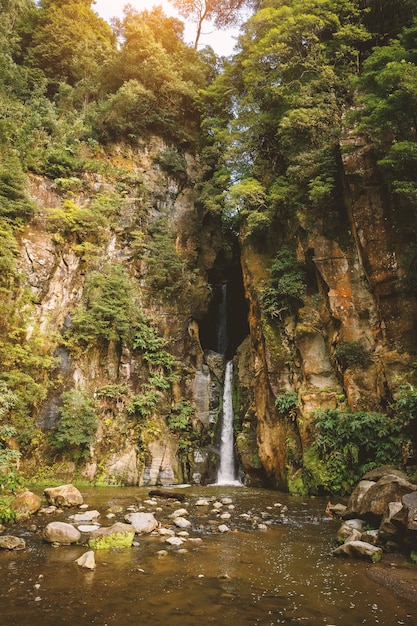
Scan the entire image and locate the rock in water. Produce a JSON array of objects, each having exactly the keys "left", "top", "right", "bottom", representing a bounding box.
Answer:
[
  {"left": 124, "top": 512, "right": 158, "bottom": 534},
  {"left": 0, "top": 536, "right": 26, "bottom": 550},
  {"left": 75, "top": 551, "right": 96, "bottom": 570},
  {"left": 88, "top": 522, "right": 135, "bottom": 549},
  {"left": 44, "top": 484, "right": 83, "bottom": 507},
  {"left": 10, "top": 491, "right": 42, "bottom": 518},
  {"left": 332, "top": 540, "right": 382, "bottom": 563},
  {"left": 43, "top": 522, "right": 81, "bottom": 544}
]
